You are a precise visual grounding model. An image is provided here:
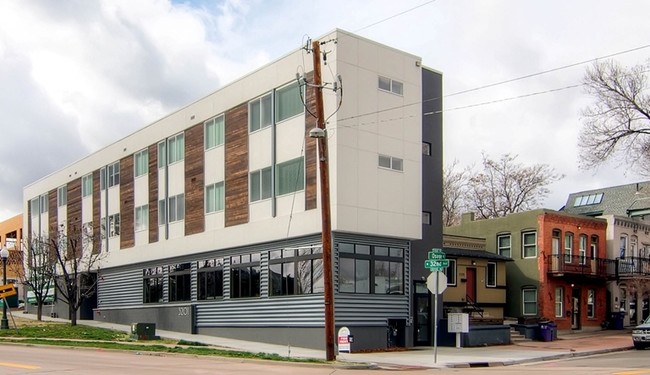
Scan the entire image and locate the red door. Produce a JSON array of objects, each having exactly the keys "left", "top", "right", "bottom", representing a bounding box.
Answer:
[{"left": 466, "top": 268, "right": 477, "bottom": 302}]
